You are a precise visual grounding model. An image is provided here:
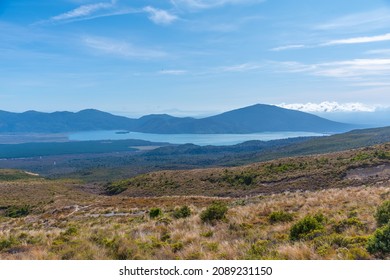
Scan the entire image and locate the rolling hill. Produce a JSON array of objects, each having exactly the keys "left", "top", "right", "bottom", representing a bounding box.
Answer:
[{"left": 106, "top": 141, "right": 390, "bottom": 197}]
